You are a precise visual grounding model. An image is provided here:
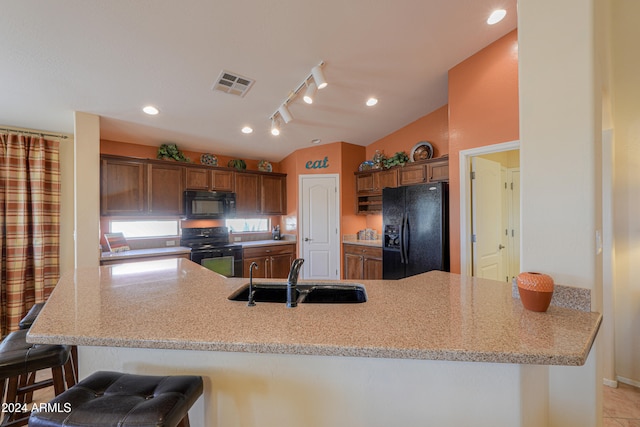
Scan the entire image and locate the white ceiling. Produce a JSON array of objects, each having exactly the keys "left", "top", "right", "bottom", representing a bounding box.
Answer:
[{"left": 0, "top": 0, "right": 517, "bottom": 162}]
